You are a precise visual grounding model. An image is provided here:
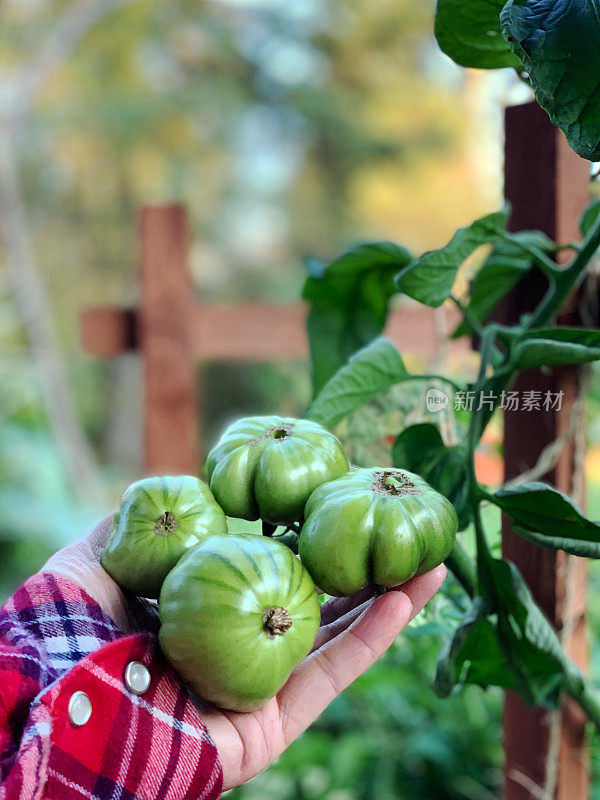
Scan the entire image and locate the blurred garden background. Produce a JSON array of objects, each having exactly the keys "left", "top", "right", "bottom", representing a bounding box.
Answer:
[{"left": 3, "top": 1, "right": 600, "bottom": 798}]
